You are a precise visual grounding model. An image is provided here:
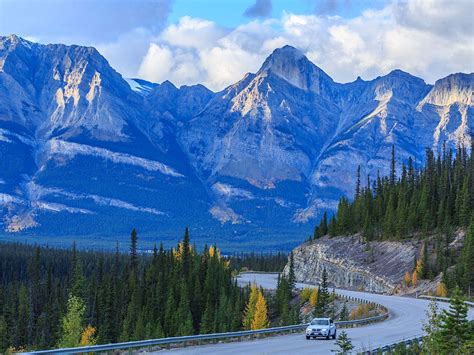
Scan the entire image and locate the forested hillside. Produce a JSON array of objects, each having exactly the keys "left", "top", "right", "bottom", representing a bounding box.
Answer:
[
  {"left": 313, "top": 143, "right": 473, "bottom": 294},
  {"left": 0, "top": 230, "right": 251, "bottom": 351},
  {"left": 0, "top": 229, "right": 299, "bottom": 352}
]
